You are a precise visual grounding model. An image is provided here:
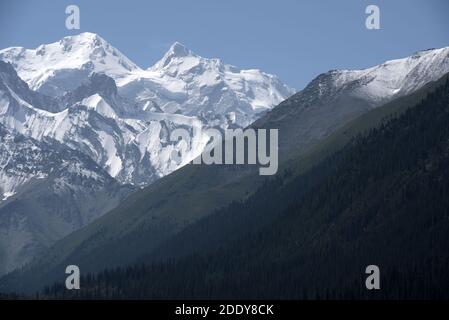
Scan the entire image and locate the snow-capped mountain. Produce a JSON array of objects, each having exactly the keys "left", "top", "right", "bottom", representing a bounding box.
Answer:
[
  {"left": 0, "top": 34, "right": 294, "bottom": 275},
  {"left": 119, "top": 41, "right": 294, "bottom": 127},
  {"left": 313, "top": 47, "right": 449, "bottom": 105},
  {"left": 0, "top": 32, "right": 295, "bottom": 127},
  {"left": 0, "top": 60, "right": 208, "bottom": 187},
  {"left": 0, "top": 32, "right": 448, "bottom": 278},
  {"left": 0, "top": 32, "right": 294, "bottom": 186},
  {"left": 255, "top": 46, "right": 449, "bottom": 158},
  {"left": 0, "top": 33, "right": 138, "bottom": 97}
]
